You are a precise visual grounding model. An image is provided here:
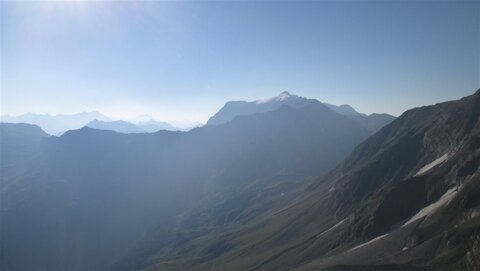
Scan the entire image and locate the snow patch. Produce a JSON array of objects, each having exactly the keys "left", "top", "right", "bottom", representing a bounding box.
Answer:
[
  {"left": 349, "top": 234, "right": 388, "bottom": 251},
  {"left": 415, "top": 153, "right": 449, "bottom": 176},
  {"left": 471, "top": 210, "right": 480, "bottom": 219},
  {"left": 256, "top": 91, "right": 292, "bottom": 104},
  {"left": 316, "top": 219, "right": 345, "bottom": 238},
  {"left": 277, "top": 91, "right": 291, "bottom": 101},
  {"left": 402, "top": 187, "right": 459, "bottom": 227},
  {"left": 256, "top": 99, "right": 271, "bottom": 104}
]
